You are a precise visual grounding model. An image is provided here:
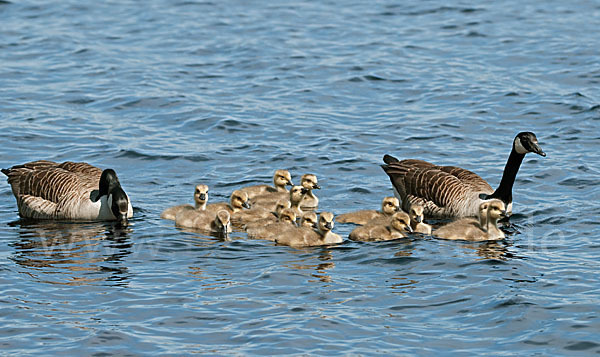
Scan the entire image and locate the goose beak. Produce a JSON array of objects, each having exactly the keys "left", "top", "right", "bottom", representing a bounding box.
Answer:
[
  {"left": 199, "top": 193, "right": 206, "bottom": 200},
  {"left": 313, "top": 184, "right": 321, "bottom": 190},
  {"left": 531, "top": 142, "right": 546, "bottom": 157},
  {"left": 500, "top": 210, "right": 508, "bottom": 218},
  {"left": 300, "top": 187, "right": 309, "bottom": 194},
  {"left": 324, "top": 222, "right": 333, "bottom": 230},
  {"left": 415, "top": 215, "right": 422, "bottom": 223},
  {"left": 287, "top": 180, "right": 294, "bottom": 186},
  {"left": 242, "top": 201, "right": 251, "bottom": 209},
  {"left": 405, "top": 225, "right": 413, "bottom": 233}
]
